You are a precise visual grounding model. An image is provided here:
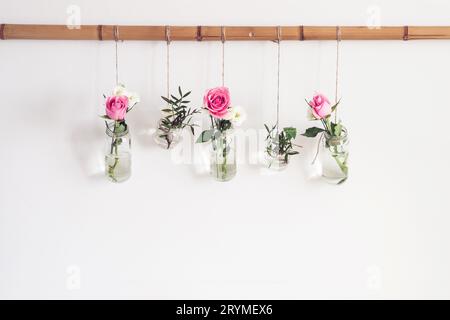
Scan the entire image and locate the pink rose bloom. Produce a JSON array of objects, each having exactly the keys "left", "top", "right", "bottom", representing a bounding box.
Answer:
[
  {"left": 203, "top": 86, "right": 230, "bottom": 119},
  {"left": 309, "top": 93, "right": 332, "bottom": 119},
  {"left": 106, "top": 96, "right": 128, "bottom": 121}
]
